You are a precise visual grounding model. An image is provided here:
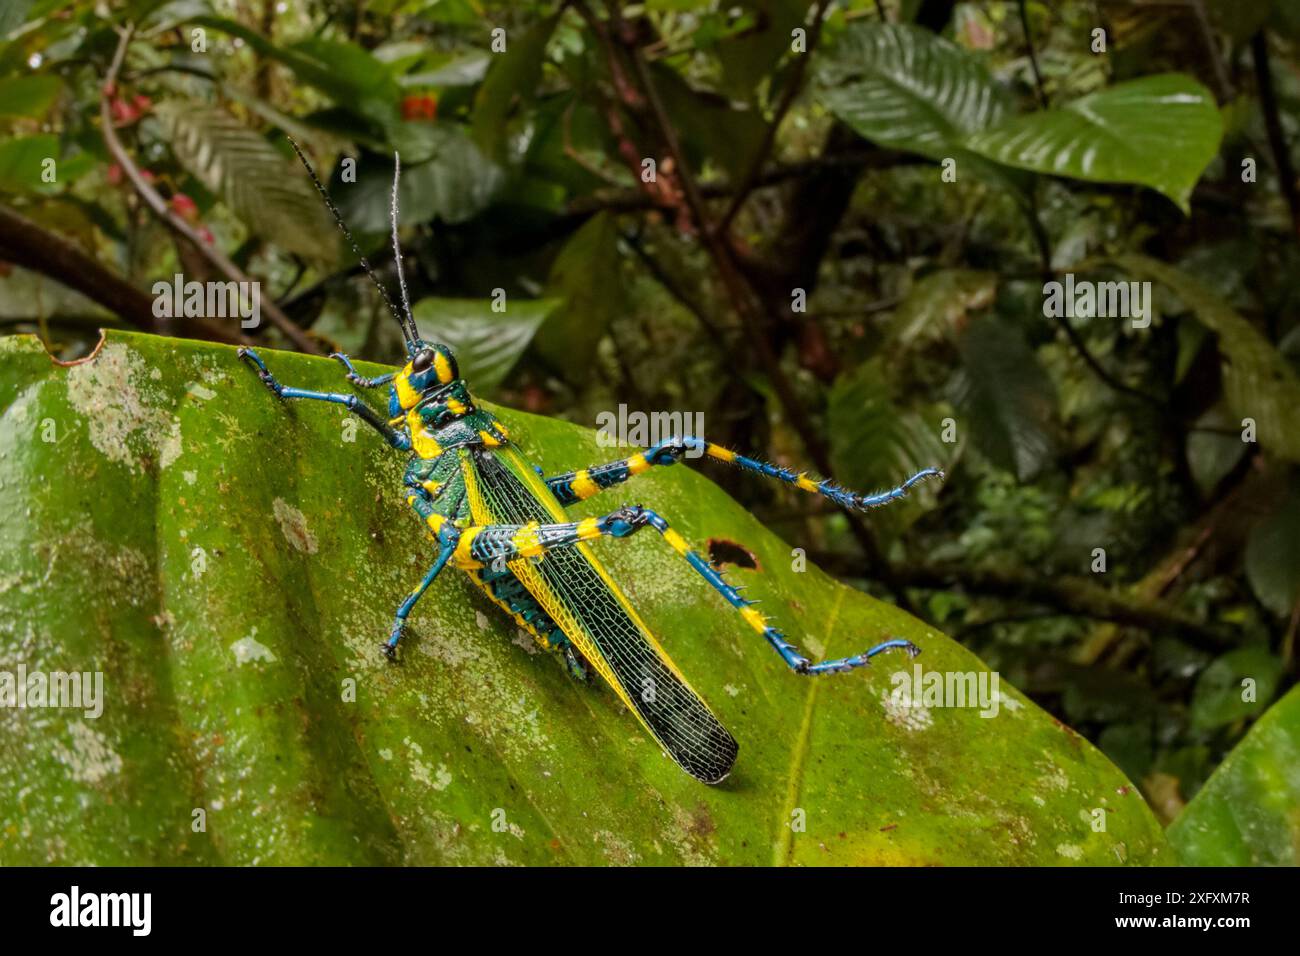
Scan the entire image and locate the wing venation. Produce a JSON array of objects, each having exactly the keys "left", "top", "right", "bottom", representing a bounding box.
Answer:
[{"left": 461, "top": 447, "right": 738, "bottom": 783}]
